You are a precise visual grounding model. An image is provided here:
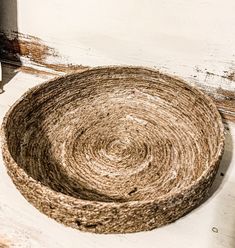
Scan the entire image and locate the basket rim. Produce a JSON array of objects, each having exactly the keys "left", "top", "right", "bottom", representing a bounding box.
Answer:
[{"left": 1, "top": 65, "right": 225, "bottom": 206}]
